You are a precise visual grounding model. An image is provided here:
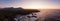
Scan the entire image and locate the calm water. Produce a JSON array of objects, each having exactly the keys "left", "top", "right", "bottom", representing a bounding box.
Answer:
[{"left": 37, "top": 9, "right": 60, "bottom": 21}]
